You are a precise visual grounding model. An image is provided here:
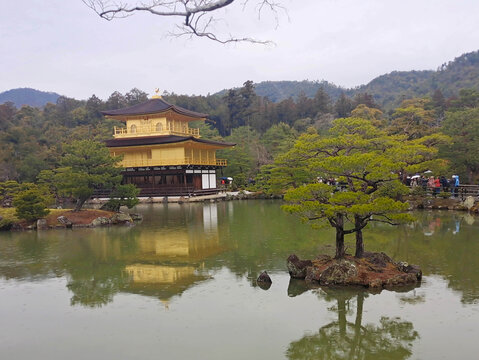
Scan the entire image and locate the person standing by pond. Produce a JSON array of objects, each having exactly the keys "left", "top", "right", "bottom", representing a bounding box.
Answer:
[
  {"left": 434, "top": 177, "right": 441, "bottom": 196},
  {"left": 421, "top": 176, "right": 428, "bottom": 190},
  {"left": 451, "top": 175, "right": 460, "bottom": 197},
  {"left": 427, "top": 176, "right": 435, "bottom": 196},
  {"left": 440, "top": 176, "right": 449, "bottom": 192}
]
